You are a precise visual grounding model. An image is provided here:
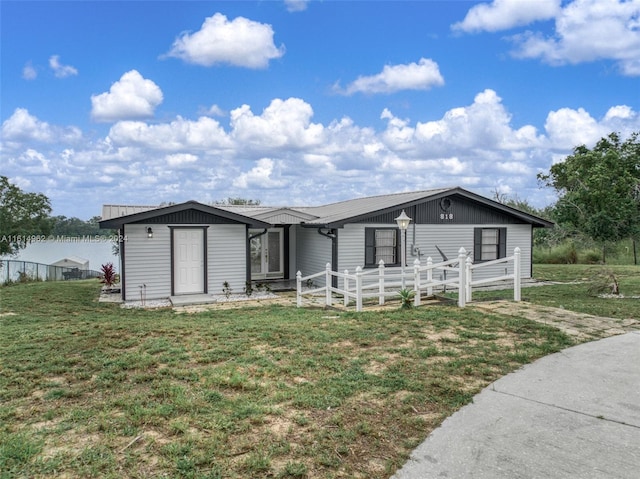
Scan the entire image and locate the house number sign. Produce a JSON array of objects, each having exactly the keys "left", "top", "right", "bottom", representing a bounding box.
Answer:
[{"left": 439, "top": 198, "right": 454, "bottom": 220}]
